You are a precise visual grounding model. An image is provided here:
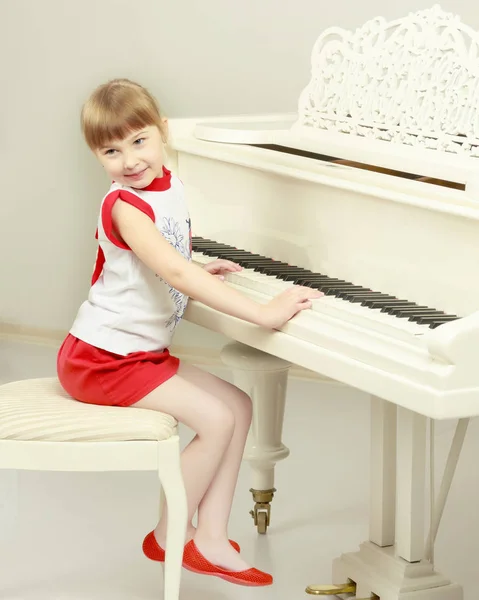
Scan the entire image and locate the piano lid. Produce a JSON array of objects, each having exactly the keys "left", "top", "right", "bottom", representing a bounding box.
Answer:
[{"left": 194, "top": 5, "right": 479, "bottom": 190}]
